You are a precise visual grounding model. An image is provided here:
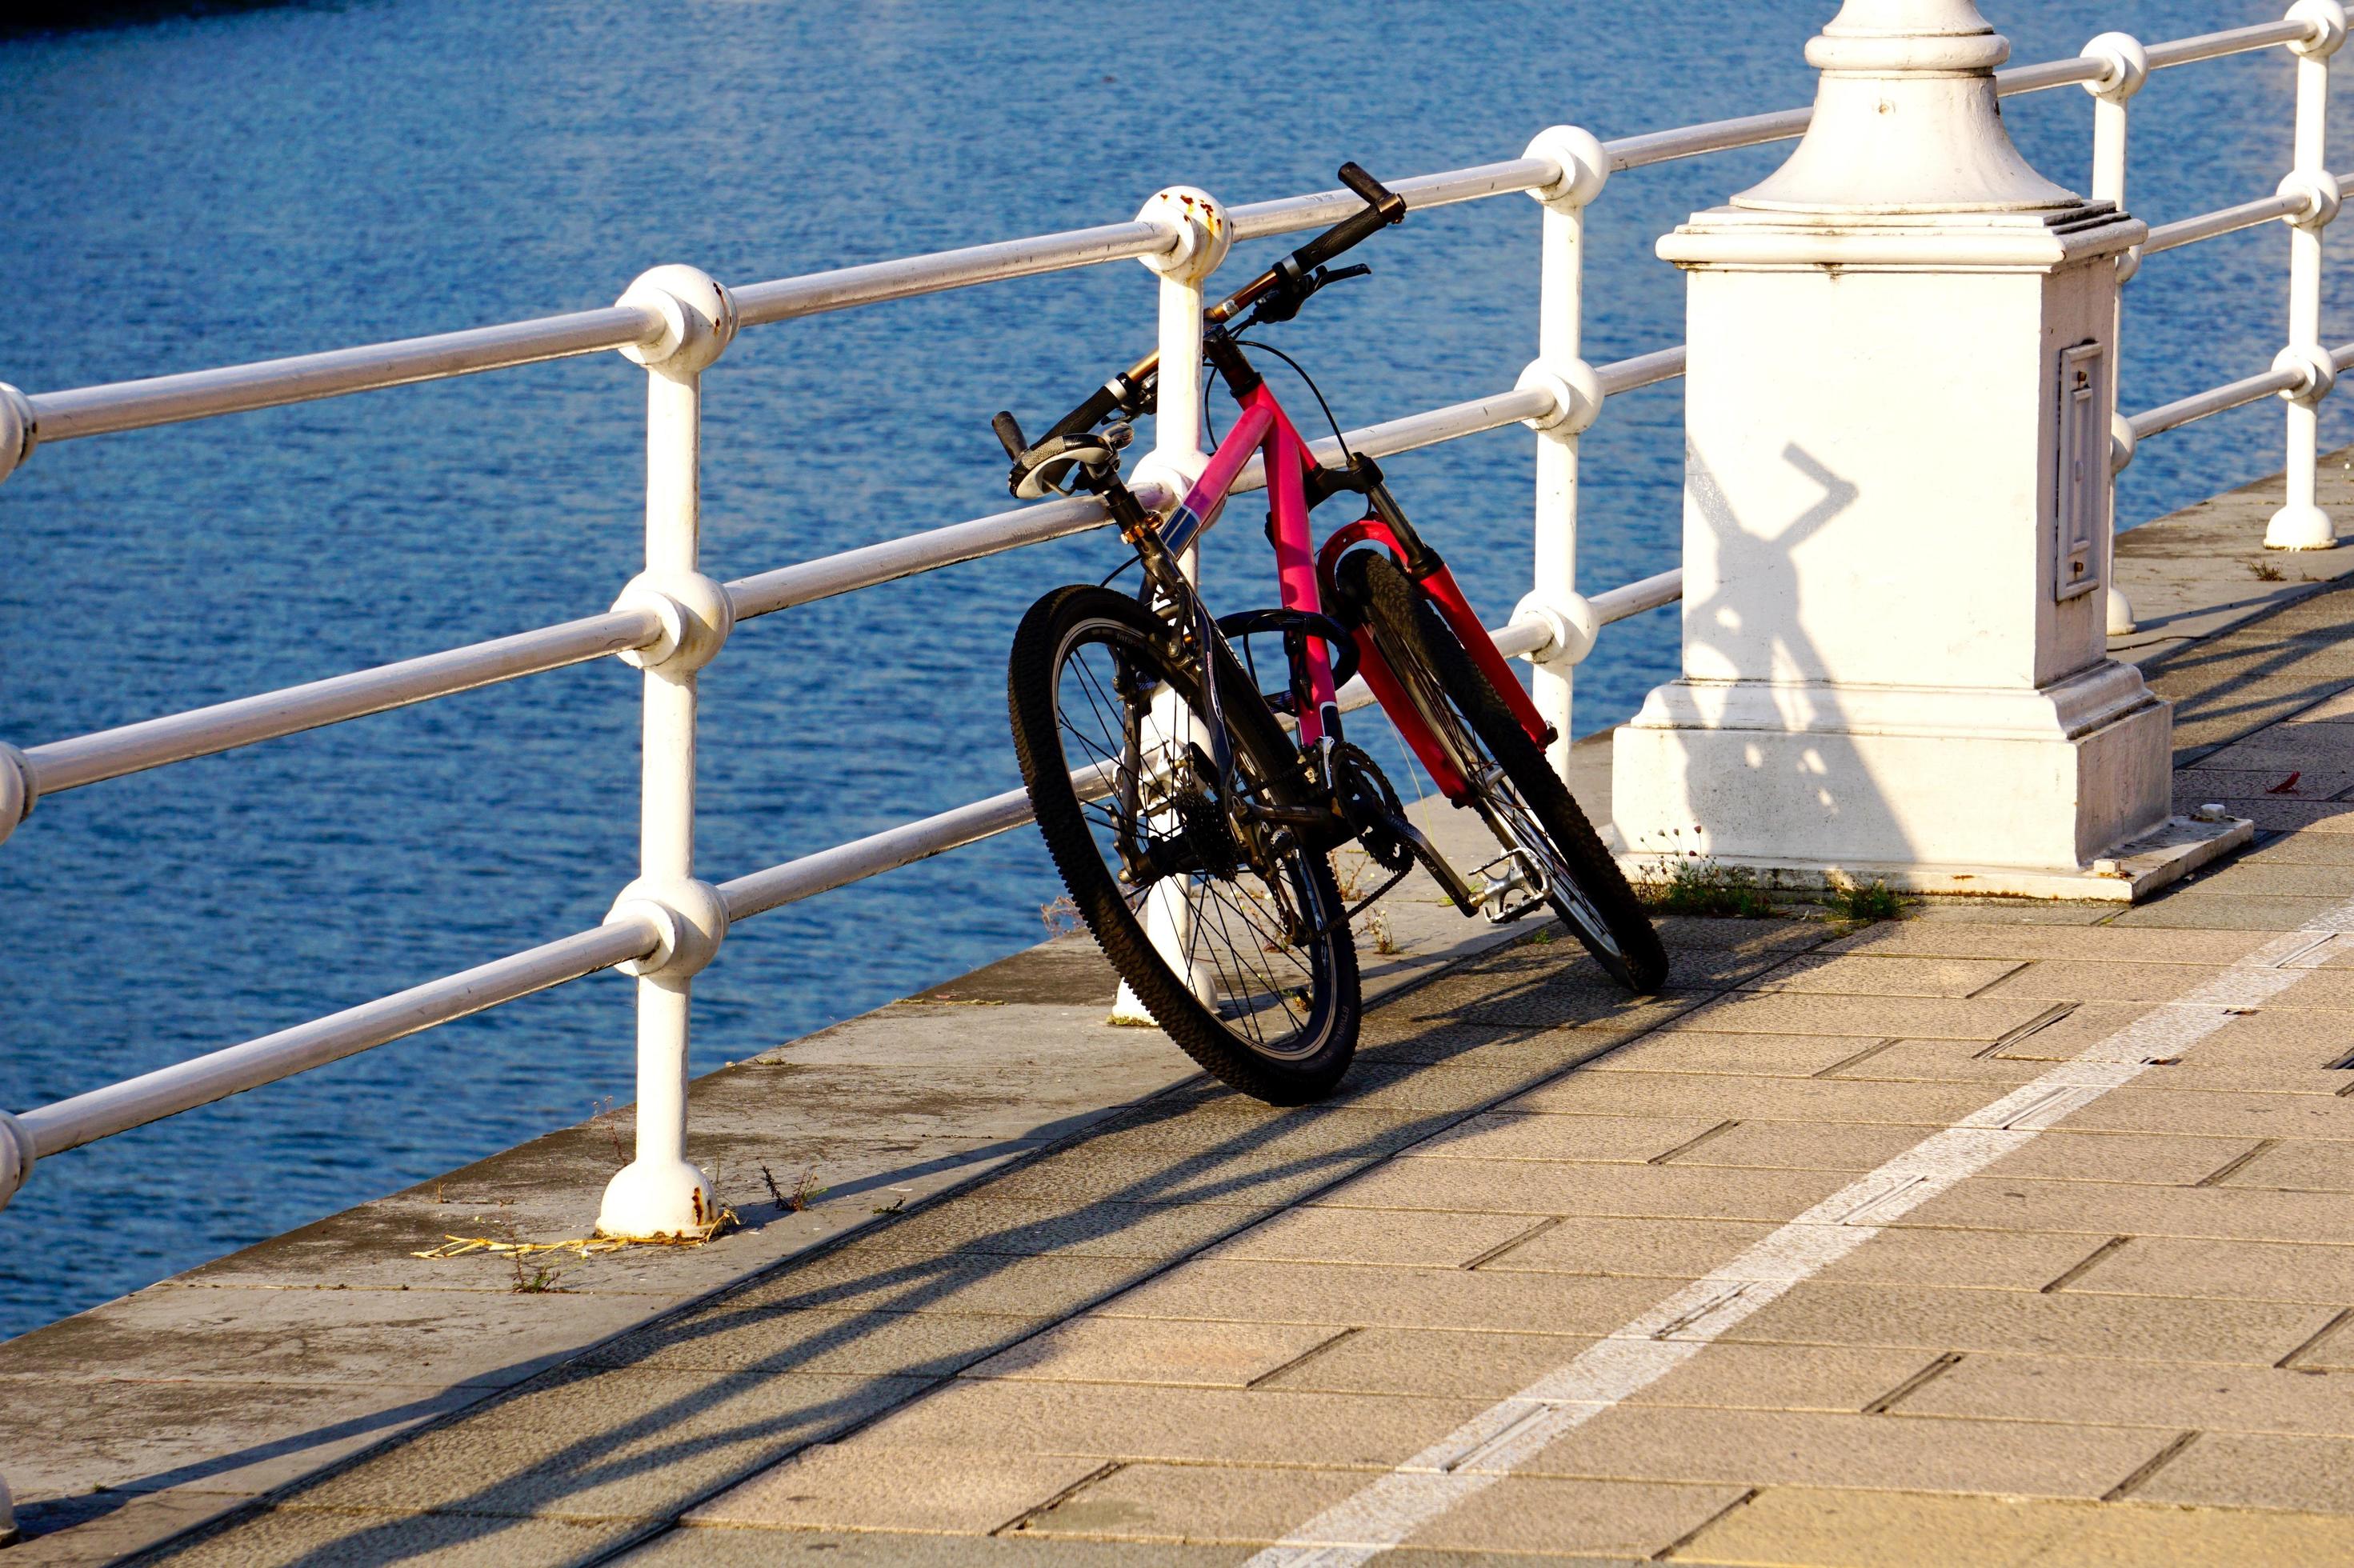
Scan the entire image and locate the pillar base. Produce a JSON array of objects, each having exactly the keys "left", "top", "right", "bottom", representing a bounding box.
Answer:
[
  {"left": 2265, "top": 502, "right": 2339, "bottom": 550},
  {"left": 1618, "top": 813, "right": 2250, "bottom": 903},
  {"left": 1613, "top": 661, "right": 2181, "bottom": 886},
  {"left": 595, "top": 1155, "right": 716, "bottom": 1240}
]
